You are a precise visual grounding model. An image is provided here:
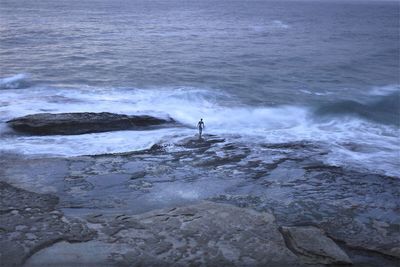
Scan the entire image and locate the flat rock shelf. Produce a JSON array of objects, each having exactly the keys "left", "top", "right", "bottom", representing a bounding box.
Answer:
[
  {"left": 2, "top": 181, "right": 351, "bottom": 267},
  {"left": 1, "top": 136, "right": 399, "bottom": 266}
]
